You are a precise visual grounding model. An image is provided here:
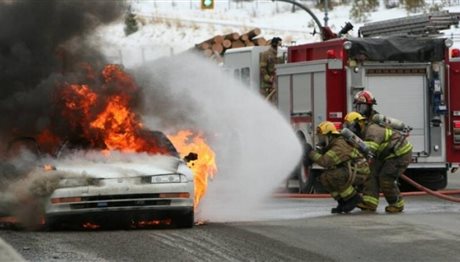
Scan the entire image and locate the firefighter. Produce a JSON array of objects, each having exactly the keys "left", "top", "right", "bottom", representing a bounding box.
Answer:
[
  {"left": 344, "top": 112, "right": 413, "bottom": 213},
  {"left": 259, "top": 37, "right": 282, "bottom": 103},
  {"left": 305, "top": 121, "right": 370, "bottom": 214},
  {"left": 353, "top": 90, "right": 379, "bottom": 121}
]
